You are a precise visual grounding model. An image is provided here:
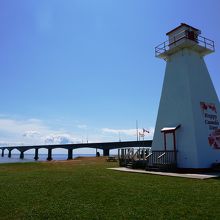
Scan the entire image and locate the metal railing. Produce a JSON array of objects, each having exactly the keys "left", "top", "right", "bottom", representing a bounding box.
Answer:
[
  {"left": 118, "top": 147, "right": 134, "bottom": 160},
  {"left": 131, "top": 147, "right": 150, "bottom": 161},
  {"left": 118, "top": 147, "right": 151, "bottom": 166},
  {"left": 155, "top": 30, "right": 215, "bottom": 57},
  {"left": 118, "top": 147, "right": 150, "bottom": 159},
  {"left": 118, "top": 148, "right": 177, "bottom": 168}
]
